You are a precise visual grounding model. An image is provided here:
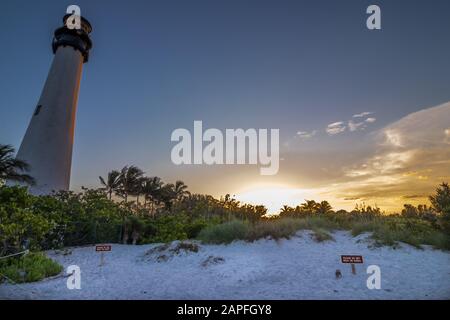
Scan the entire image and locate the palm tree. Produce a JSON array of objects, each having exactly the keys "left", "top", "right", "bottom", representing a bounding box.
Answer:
[
  {"left": 99, "top": 170, "right": 121, "bottom": 200},
  {"left": 300, "top": 200, "right": 319, "bottom": 214},
  {"left": 173, "top": 180, "right": 189, "bottom": 201},
  {"left": 159, "top": 183, "right": 176, "bottom": 211},
  {"left": 117, "top": 165, "right": 144, "bottom": 203},
  {"left": 114, "top": 166, "right": 143, "bottom": 244},
  {"left": 142, "top": 176, "right": 163, "bottom": 210},
  {"left": 317, "top": 201, "right": 333, "bottom": 214},
  {"left": 131, "top": 176, "right": 146, "bottom": 206},
  {"left": 0, "top": 144, "right": 35, "bottom": 185},
  {"left": 279, "top": 205, "right": 293, "bottom": 216}
]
